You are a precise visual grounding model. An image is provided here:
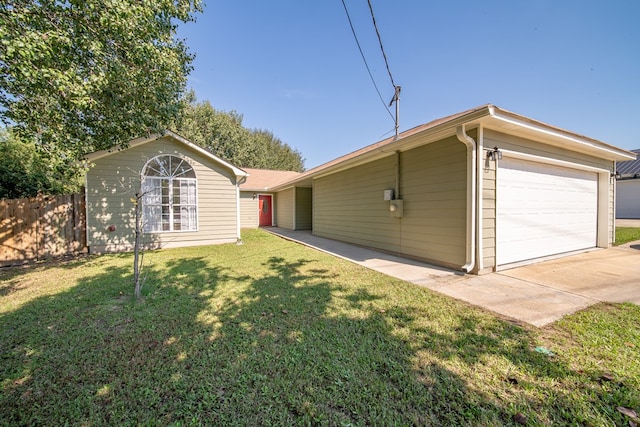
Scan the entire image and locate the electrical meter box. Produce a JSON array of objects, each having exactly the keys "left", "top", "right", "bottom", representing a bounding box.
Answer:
[
  {"left": 383, "top": 189, "right": 394, "bottom": 201},
  {"left": 389, "top": 199, "right": 403, "bottom": 218}
]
